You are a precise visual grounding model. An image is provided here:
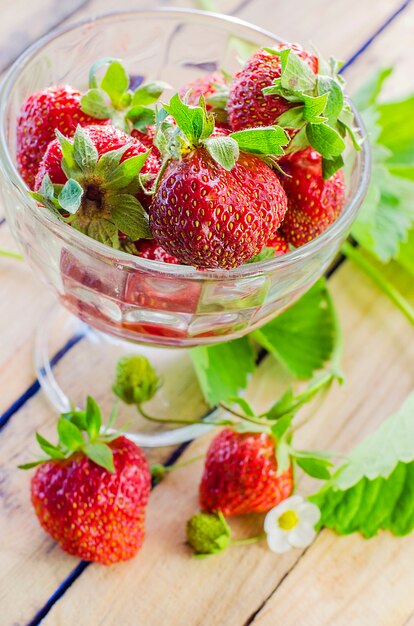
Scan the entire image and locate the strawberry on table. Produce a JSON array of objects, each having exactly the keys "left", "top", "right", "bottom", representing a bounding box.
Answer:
[
  {"left": 16, "top": 85, "right": 108, "bottom": 188},
  {"left": 280, "top": 148, "right": 345, "bottom": 246},
  {"left": 200, "top": 428, "right": 293, "bottom": 516},
  {"left": 20, "top": 397, "right": 151, "bottom": 565},
  {"left": 32, "top": 124, "right": 159, "bottom": 247},
  {"left": 150, "top": 95, "right": 289, "bottom": 269}
]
